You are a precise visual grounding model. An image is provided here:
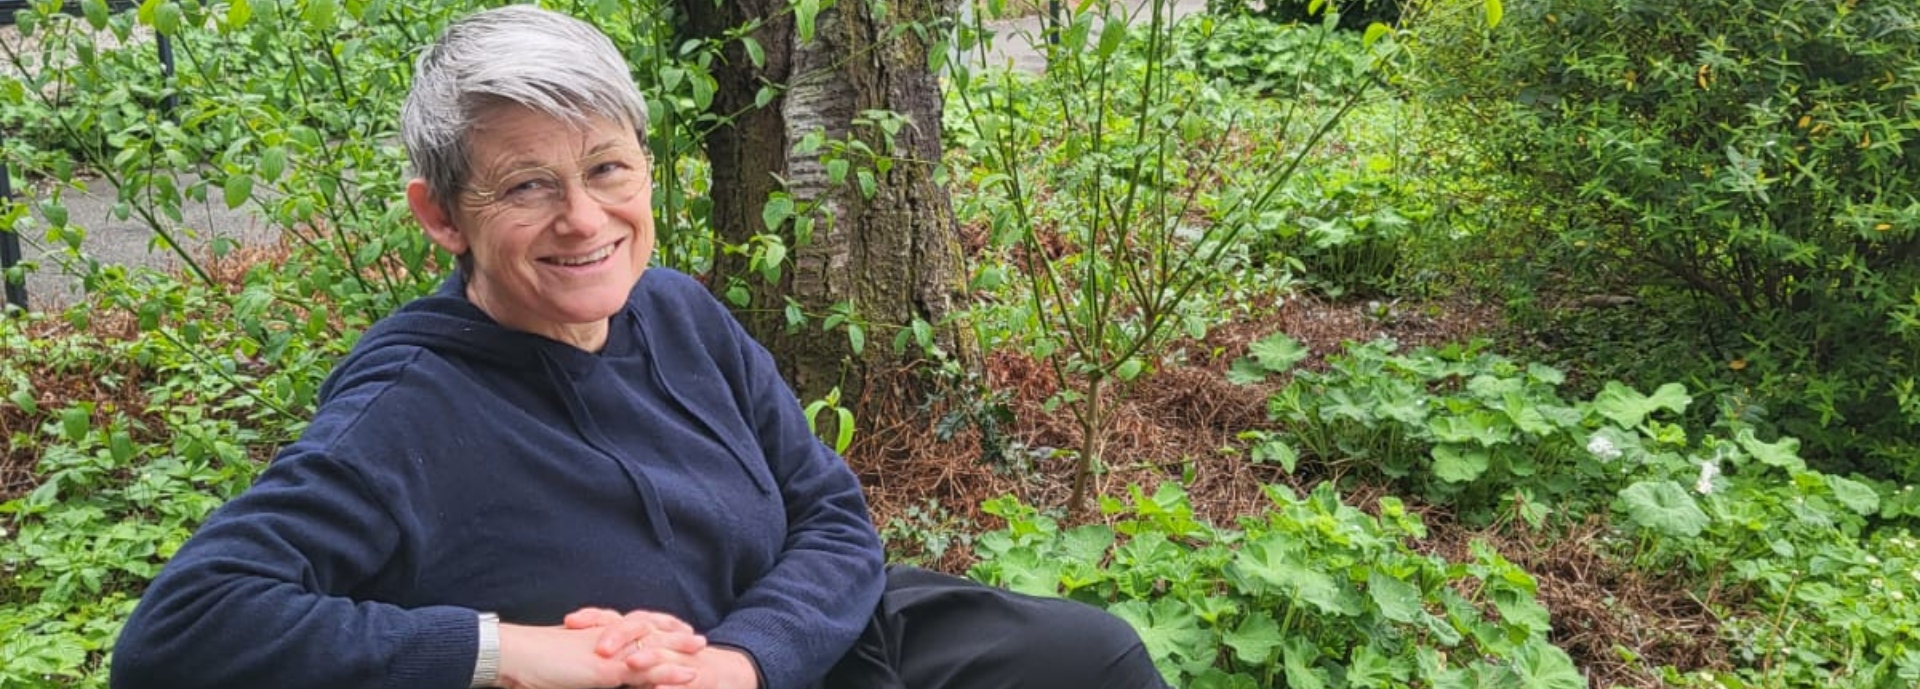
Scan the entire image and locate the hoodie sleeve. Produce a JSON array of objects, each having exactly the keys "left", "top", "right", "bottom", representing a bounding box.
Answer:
[
  {"left": 110, "top": 368, "right": 477, "bottom": 689},
  {"left": 688, "top": 287, "right": 887, "bottom": 689}
]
